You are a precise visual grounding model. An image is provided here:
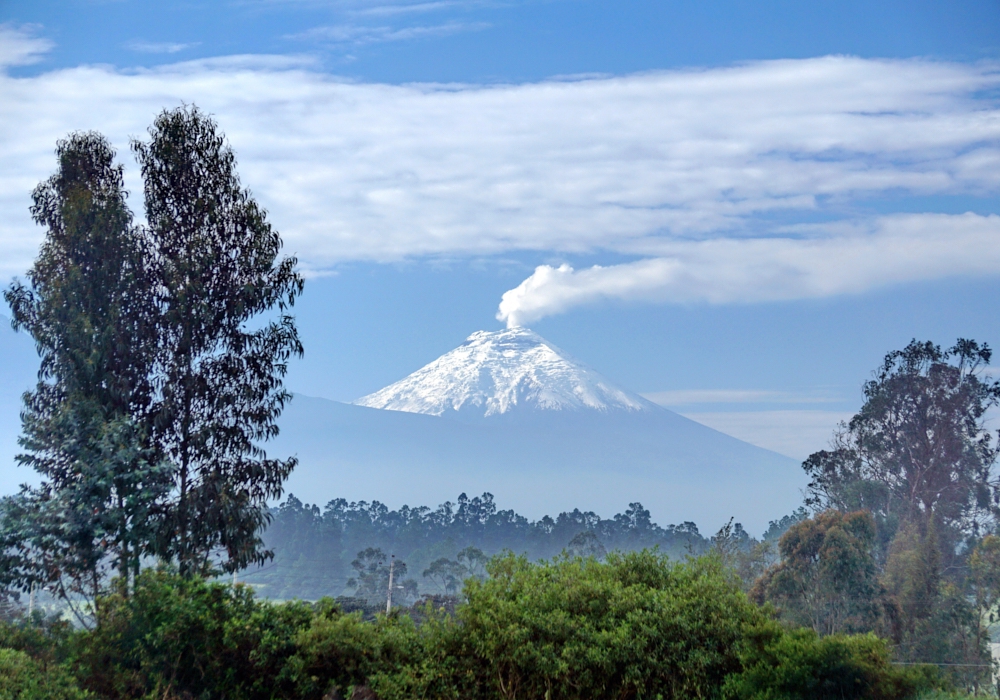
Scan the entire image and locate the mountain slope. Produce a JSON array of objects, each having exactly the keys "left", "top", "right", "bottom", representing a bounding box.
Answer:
[
  {"left": 275, "top": 394, "right": 805, "bottom": 535},
  {"left": 283, "top": 327, "right": 809, "bottom": 532},
  {"left": 355, "top": 327, "right": 655, "bottom": 420}
]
